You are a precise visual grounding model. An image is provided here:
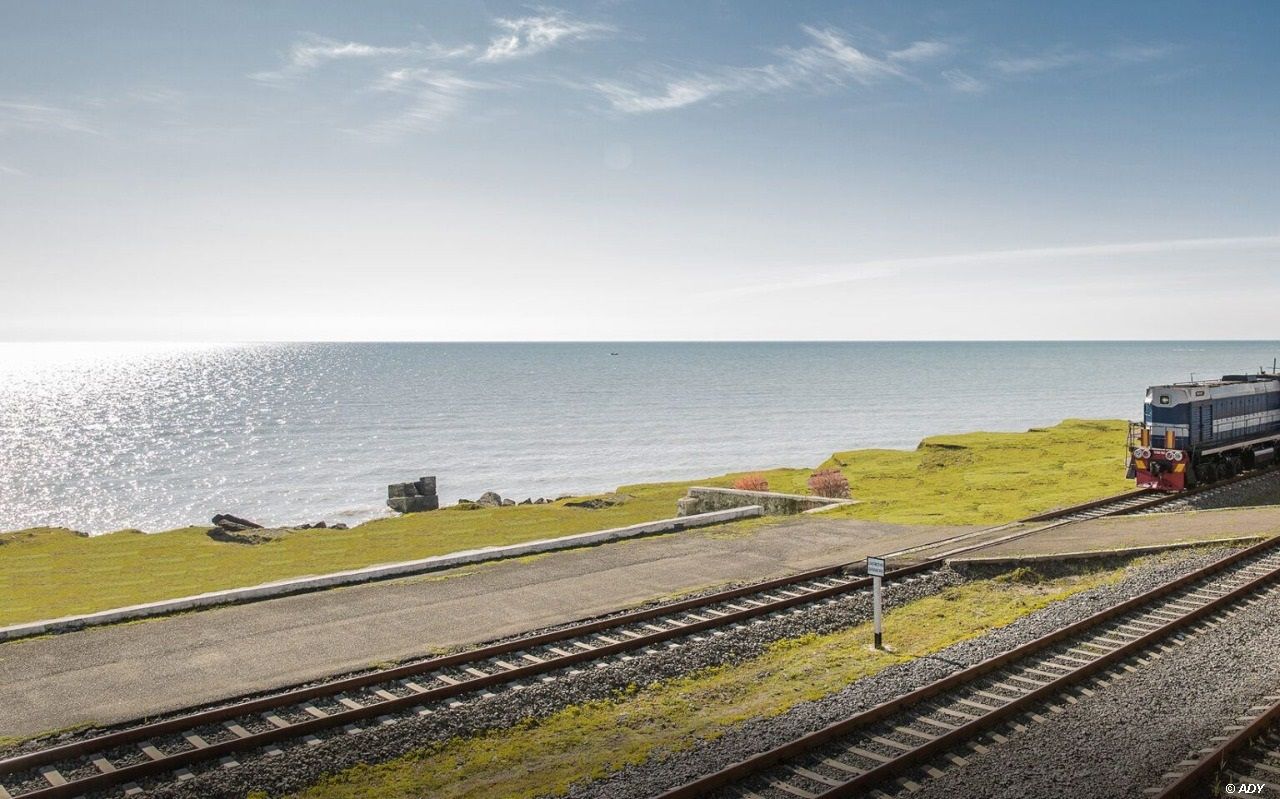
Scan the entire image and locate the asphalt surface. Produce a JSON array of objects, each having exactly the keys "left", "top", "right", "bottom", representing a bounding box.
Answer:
[
  {"left": 0, "top": 516, "right": 970, "bottom": 738},
  {"left": 3, "top": 506, "right": 1277, "bottom": 740}
]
